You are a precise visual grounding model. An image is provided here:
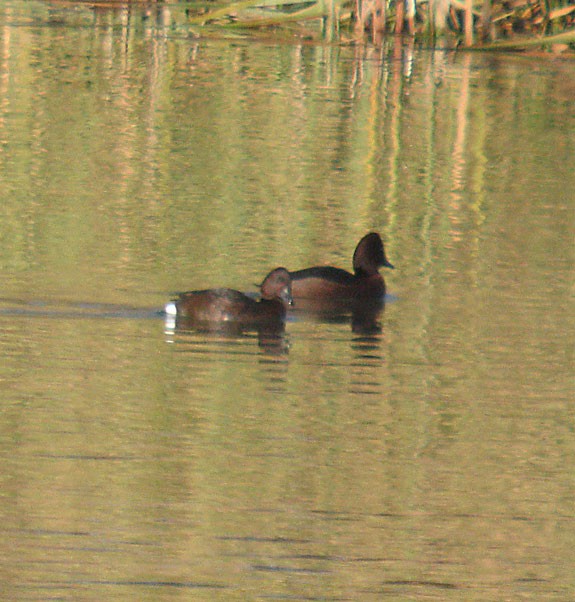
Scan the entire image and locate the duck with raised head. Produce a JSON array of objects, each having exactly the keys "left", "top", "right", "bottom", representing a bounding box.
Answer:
[
  {"left": 165, "top": 267, "right": 293, "bottom": 330},
  {"left": 289, "top": 232, "right": 394, "bottom": 301}
]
